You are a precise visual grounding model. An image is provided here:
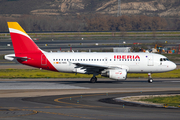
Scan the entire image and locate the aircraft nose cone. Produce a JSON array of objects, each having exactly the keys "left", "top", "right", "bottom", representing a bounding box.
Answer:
[{"left": 170, "top": 62, "right": 177, "bottom": 70}]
